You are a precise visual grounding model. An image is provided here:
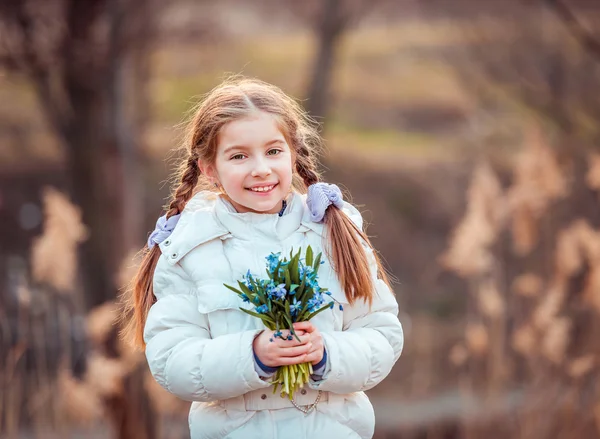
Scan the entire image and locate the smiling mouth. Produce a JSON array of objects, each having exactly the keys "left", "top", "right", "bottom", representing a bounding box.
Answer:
[{"left": 247, "top": 183, "right": 278, "bottom": 193}]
